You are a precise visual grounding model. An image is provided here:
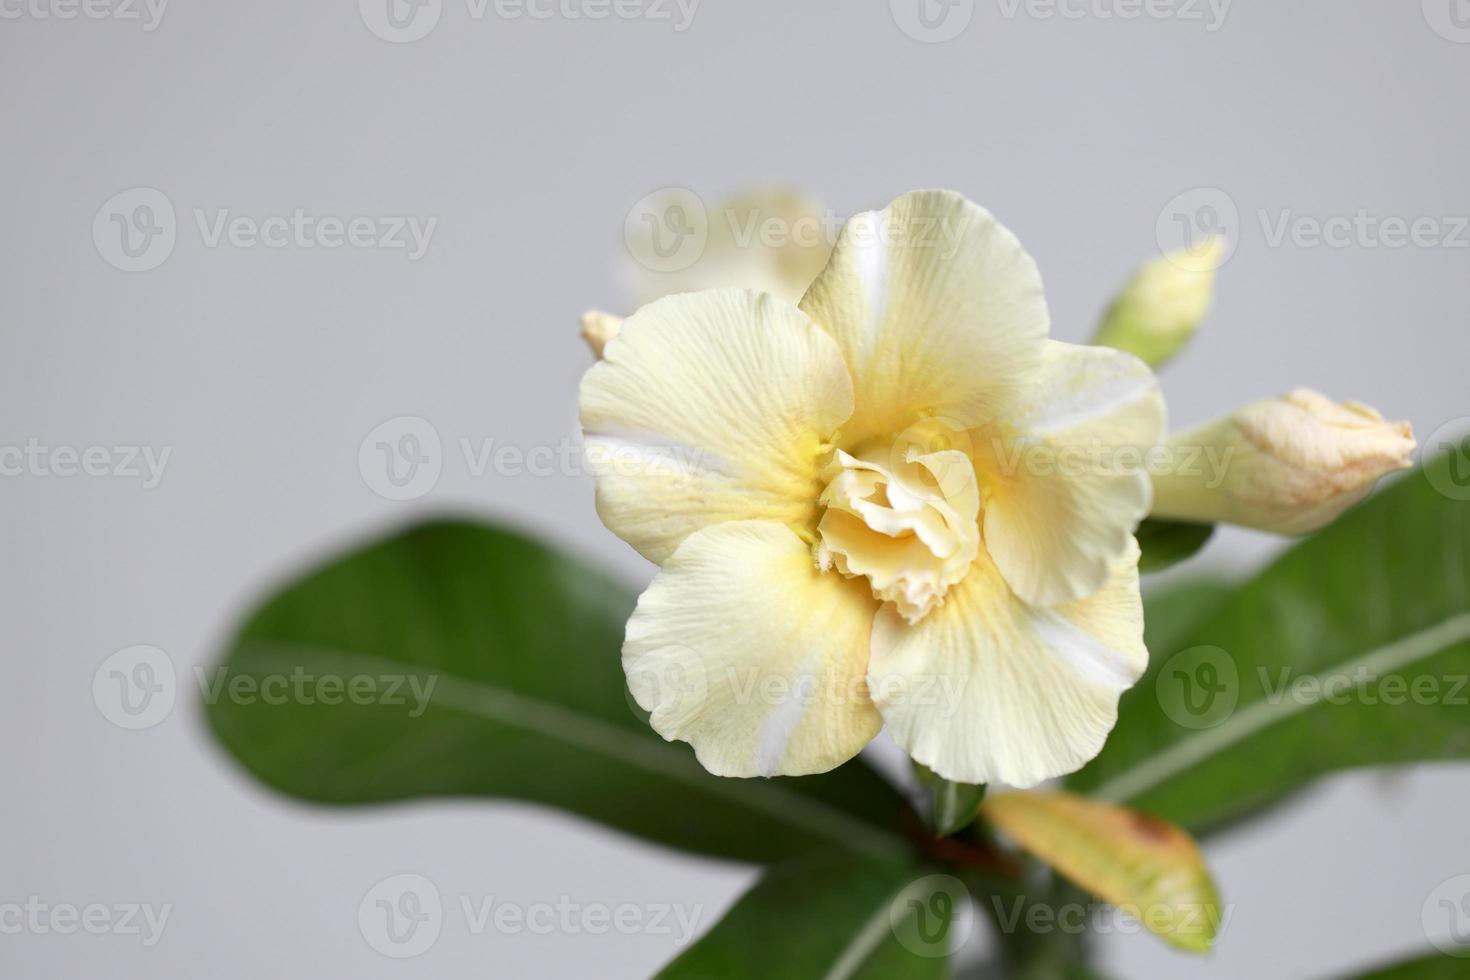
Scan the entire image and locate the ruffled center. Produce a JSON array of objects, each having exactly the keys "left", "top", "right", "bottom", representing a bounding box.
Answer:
[{"left": 815, "top": 432, "right": 981, "bottom": 624}]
